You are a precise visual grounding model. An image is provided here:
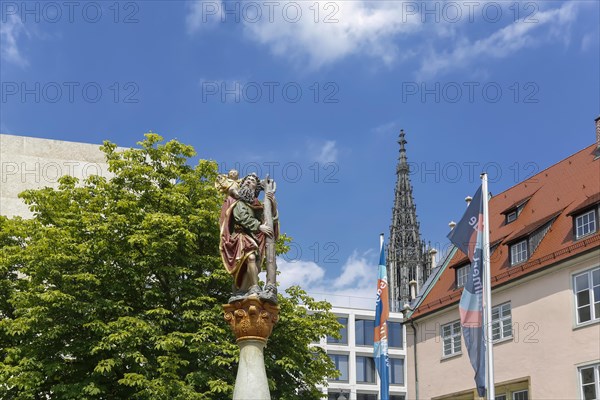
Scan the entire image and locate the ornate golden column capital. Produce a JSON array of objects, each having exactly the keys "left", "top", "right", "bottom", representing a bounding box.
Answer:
[{"left": 223, "top": 296, "right": 280, "bottom": 342}]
